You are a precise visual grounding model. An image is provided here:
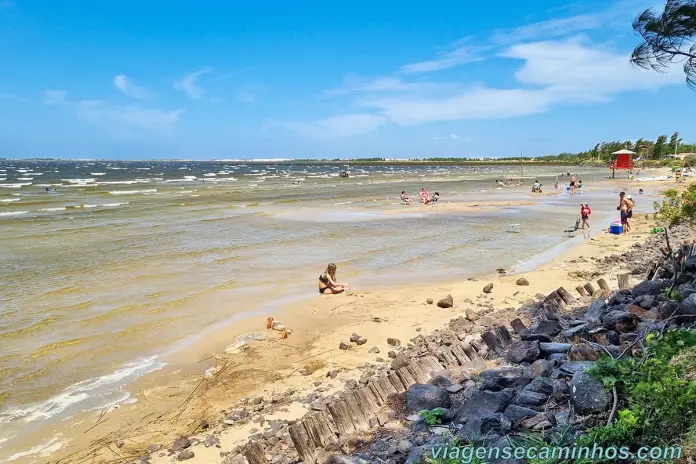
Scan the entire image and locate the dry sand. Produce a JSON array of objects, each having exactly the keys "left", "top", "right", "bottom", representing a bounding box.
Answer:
[{"left": 48, "top": 214, "right": 665, "bottom": 464}]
